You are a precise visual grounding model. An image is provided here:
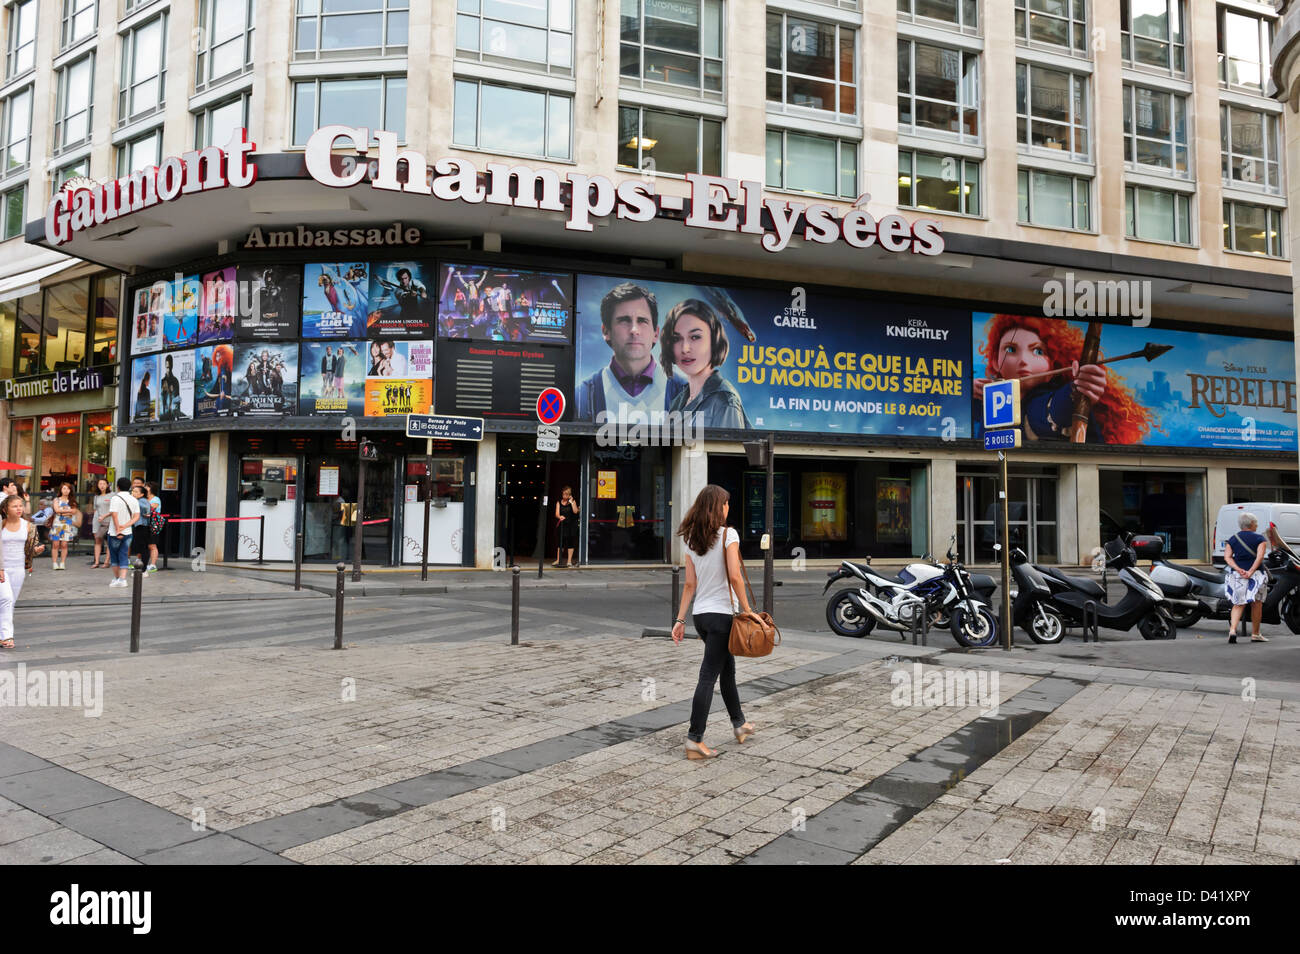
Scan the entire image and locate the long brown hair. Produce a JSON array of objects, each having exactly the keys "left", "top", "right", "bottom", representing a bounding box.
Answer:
[{"left": 678, "top": 484, "right": 730, "bottom": 557}]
